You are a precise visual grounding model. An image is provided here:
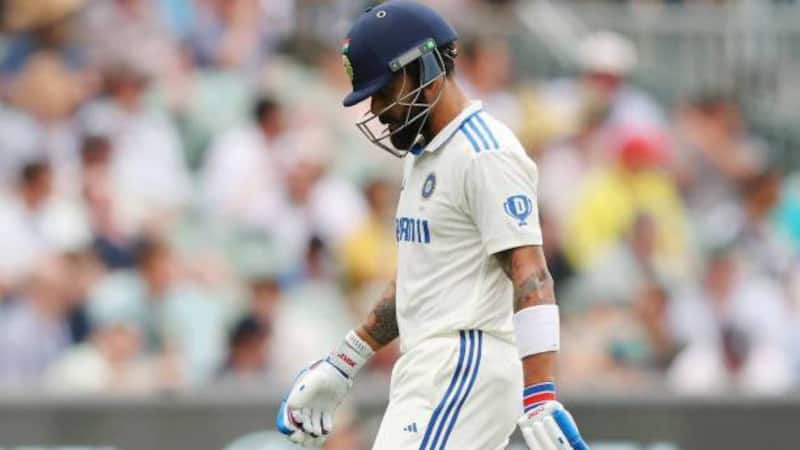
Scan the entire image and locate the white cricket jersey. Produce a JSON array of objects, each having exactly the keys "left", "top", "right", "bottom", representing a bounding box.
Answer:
[{"left": 394, "top": 101, "right": 543, "bottom": 352}]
